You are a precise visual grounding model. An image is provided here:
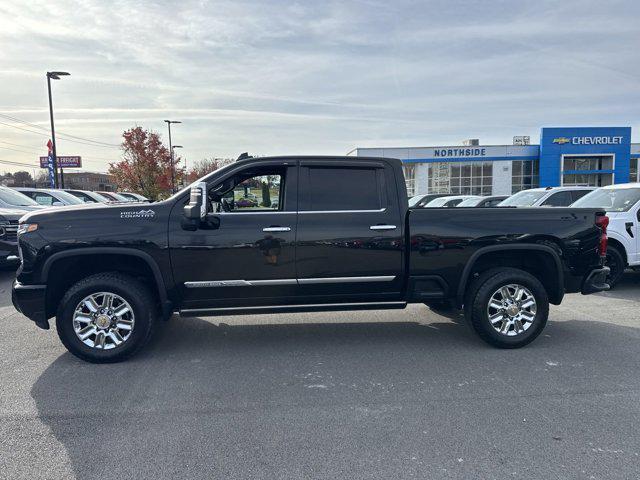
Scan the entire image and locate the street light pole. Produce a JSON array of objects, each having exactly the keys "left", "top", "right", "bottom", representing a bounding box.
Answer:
[
  {"left": 164, "top": 120, "right": 181, "bottom": 193},
  {"left": 172, "top": 145, "right": 183, "bottom": 191},
  {"left": 46, "top": 71, "right": 70, "bottom": 188},
  {"left": 46, "top": 75, "right": 58, "bottom": 188}
]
